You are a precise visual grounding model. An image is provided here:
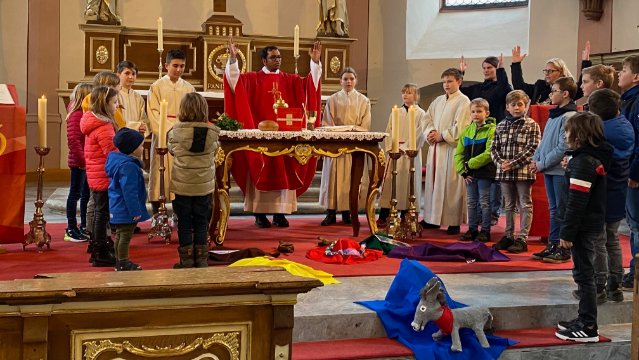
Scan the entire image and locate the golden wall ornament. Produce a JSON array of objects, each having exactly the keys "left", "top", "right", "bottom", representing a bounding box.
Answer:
[
  {"left": 95, "top": 45, "right": 109, "bottom": 65},
  {"left": 207, "top": 44, "right": 246, "bottom": 82},
  {"left": 83, "top": 331, "right": 240, "bottom": 360},
  {"left": 329, "top": 56, "right": 341, "bottom": 74}
]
